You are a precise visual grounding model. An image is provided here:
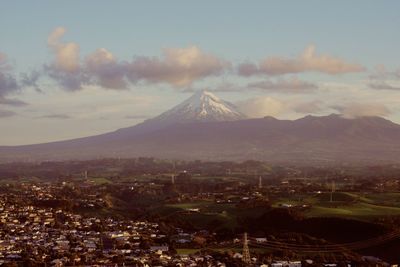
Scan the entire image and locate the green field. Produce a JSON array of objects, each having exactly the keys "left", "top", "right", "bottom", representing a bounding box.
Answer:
[
  {"left": 272, "top": 191, "right": 400, "bottom": 219},
  {"left": 88, "top": 177, "right": 112, "bottom": 184},
  {"left": 305, "top": 202, "right": 400, "bottom": 218},
  {"left": 154, "top": 191, "right": 400, "bottom": 230},
  {"left": 150, "top": 200, "right": 269, "bottom": 230},
  {"left": 176, "top": 248, "right": 201, "bottom": 255}
]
